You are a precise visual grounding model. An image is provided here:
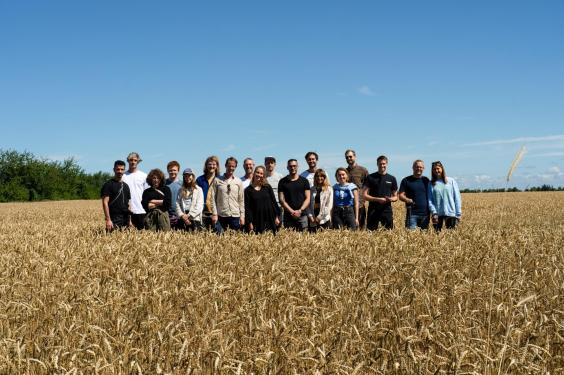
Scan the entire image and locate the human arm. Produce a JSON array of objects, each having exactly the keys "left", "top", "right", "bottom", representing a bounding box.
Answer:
[
  {"left": 210, "top": 182, "right": 218, "bottom": 223},
  {"left": 453, "top": 179, "right": 462, "bottom": 219},
  {"left": 363, "top": 187, "right": 387, "bottom": 204},
  {"left": 244, "top": 187, "right": 253, "bottom": 227},
  {"left": 189, "top": 187, "right": 204, "bottom": 220},
  {"left": 102, "top": 196, "right": 113, "bottom": 231},
  {"left": 238, "top": 181, "right": 245, "bottom": 226},
  {"left": 353, "top": 187, "right": 359, "bottom": 224}
]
